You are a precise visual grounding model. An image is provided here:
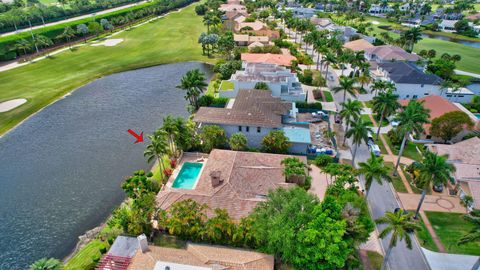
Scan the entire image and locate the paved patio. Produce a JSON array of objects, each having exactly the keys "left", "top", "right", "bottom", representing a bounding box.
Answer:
[
  {"left": 308, "top": 165, "right": 329, "bottom": 200},
  {"left": 397, "top": 193, "right": 467, "bottom": 213}
]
